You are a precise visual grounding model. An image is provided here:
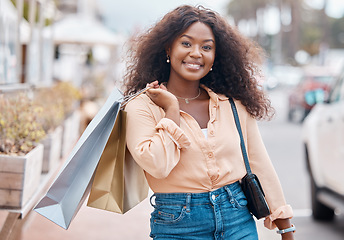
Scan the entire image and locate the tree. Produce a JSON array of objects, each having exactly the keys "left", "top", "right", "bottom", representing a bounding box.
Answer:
[
  {"left": 225, "top": 0, "right": 341, "bottom": 64},
  {"left": 227, "top": 0, "right": 274, "bottom": 24}
]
